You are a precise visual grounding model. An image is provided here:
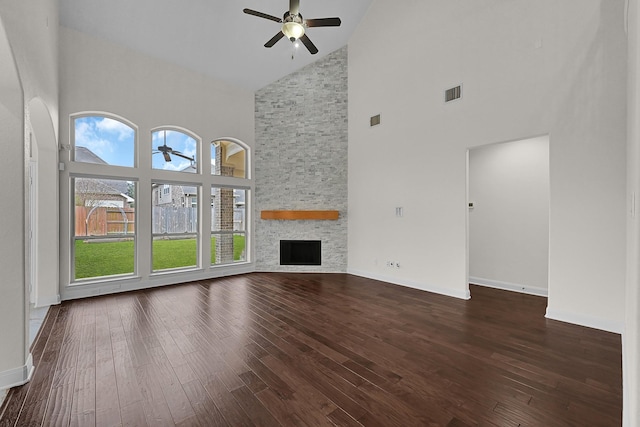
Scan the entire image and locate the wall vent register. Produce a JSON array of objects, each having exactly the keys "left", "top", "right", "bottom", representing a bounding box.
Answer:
[{"left": 445, "top": 85, "right": 462, "bottom": 102}]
